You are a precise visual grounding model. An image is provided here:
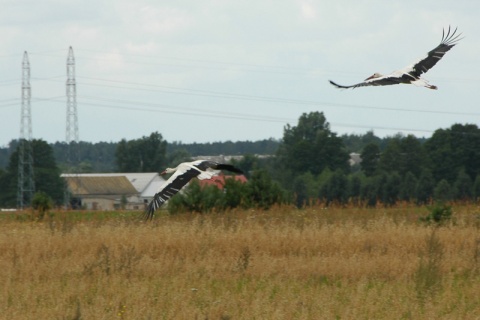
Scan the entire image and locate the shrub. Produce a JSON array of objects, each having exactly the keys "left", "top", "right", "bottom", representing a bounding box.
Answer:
[
  {"left": 420, "top": 203, "right": 452, "bottom": 224},
  {"left": 31, "top": 191, "right": 53, "bottom": 220}
]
